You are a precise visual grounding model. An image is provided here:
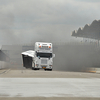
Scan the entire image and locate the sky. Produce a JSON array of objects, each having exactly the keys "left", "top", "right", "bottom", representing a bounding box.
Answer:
[{"left": 0, "top": 0, "right": 100, "bottom": 45}]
